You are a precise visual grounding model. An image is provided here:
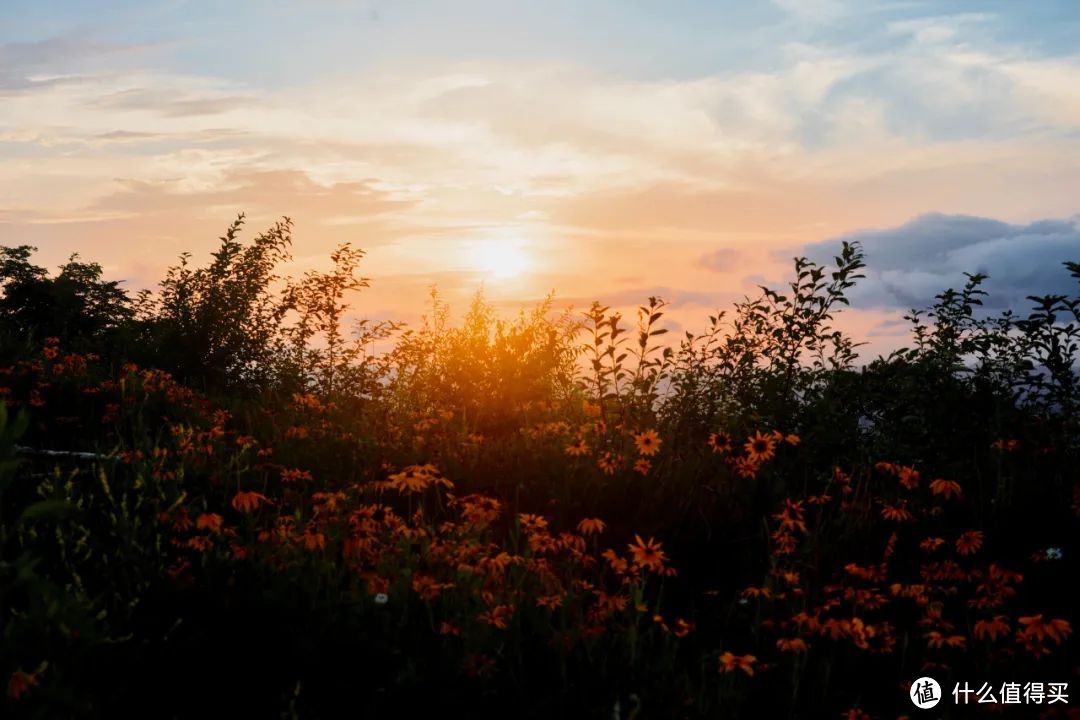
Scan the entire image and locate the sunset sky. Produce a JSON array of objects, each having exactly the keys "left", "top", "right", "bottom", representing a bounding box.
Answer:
[{"left": 2, "top": 1, "right": 1079, "bottom": 356}]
